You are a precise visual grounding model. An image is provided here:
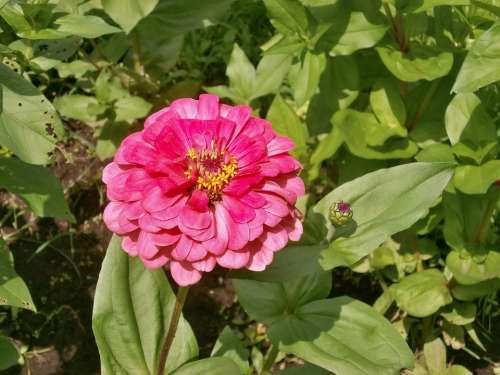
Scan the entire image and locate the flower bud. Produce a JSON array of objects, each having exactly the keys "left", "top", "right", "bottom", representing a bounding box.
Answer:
[{"left": 329, "top": 201, "right": 353, "bottom": 226}]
